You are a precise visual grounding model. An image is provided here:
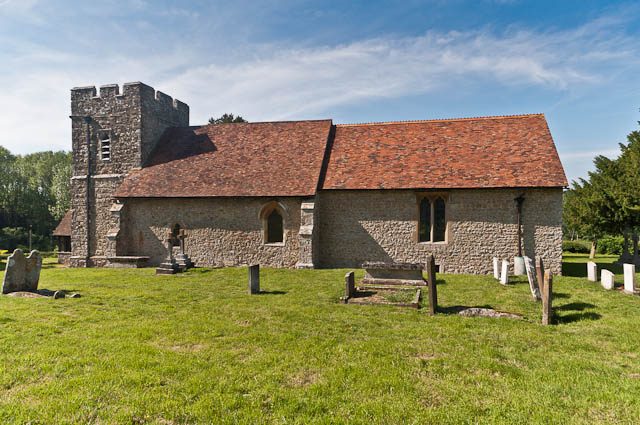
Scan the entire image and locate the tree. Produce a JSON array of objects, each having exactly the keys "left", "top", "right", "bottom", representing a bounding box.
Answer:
[{"left": 208, "top": 113, "right": 247, "bottom": 124}]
